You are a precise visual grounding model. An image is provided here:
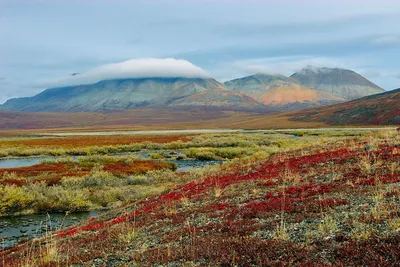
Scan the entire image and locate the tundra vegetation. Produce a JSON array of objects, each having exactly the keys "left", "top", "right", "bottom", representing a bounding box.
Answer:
[
  {"left": 1, "top": 129, "right": 399, "bottom": 266},
  {"left": 1, "top": 131, "right": 330, "bottom": 216}
]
